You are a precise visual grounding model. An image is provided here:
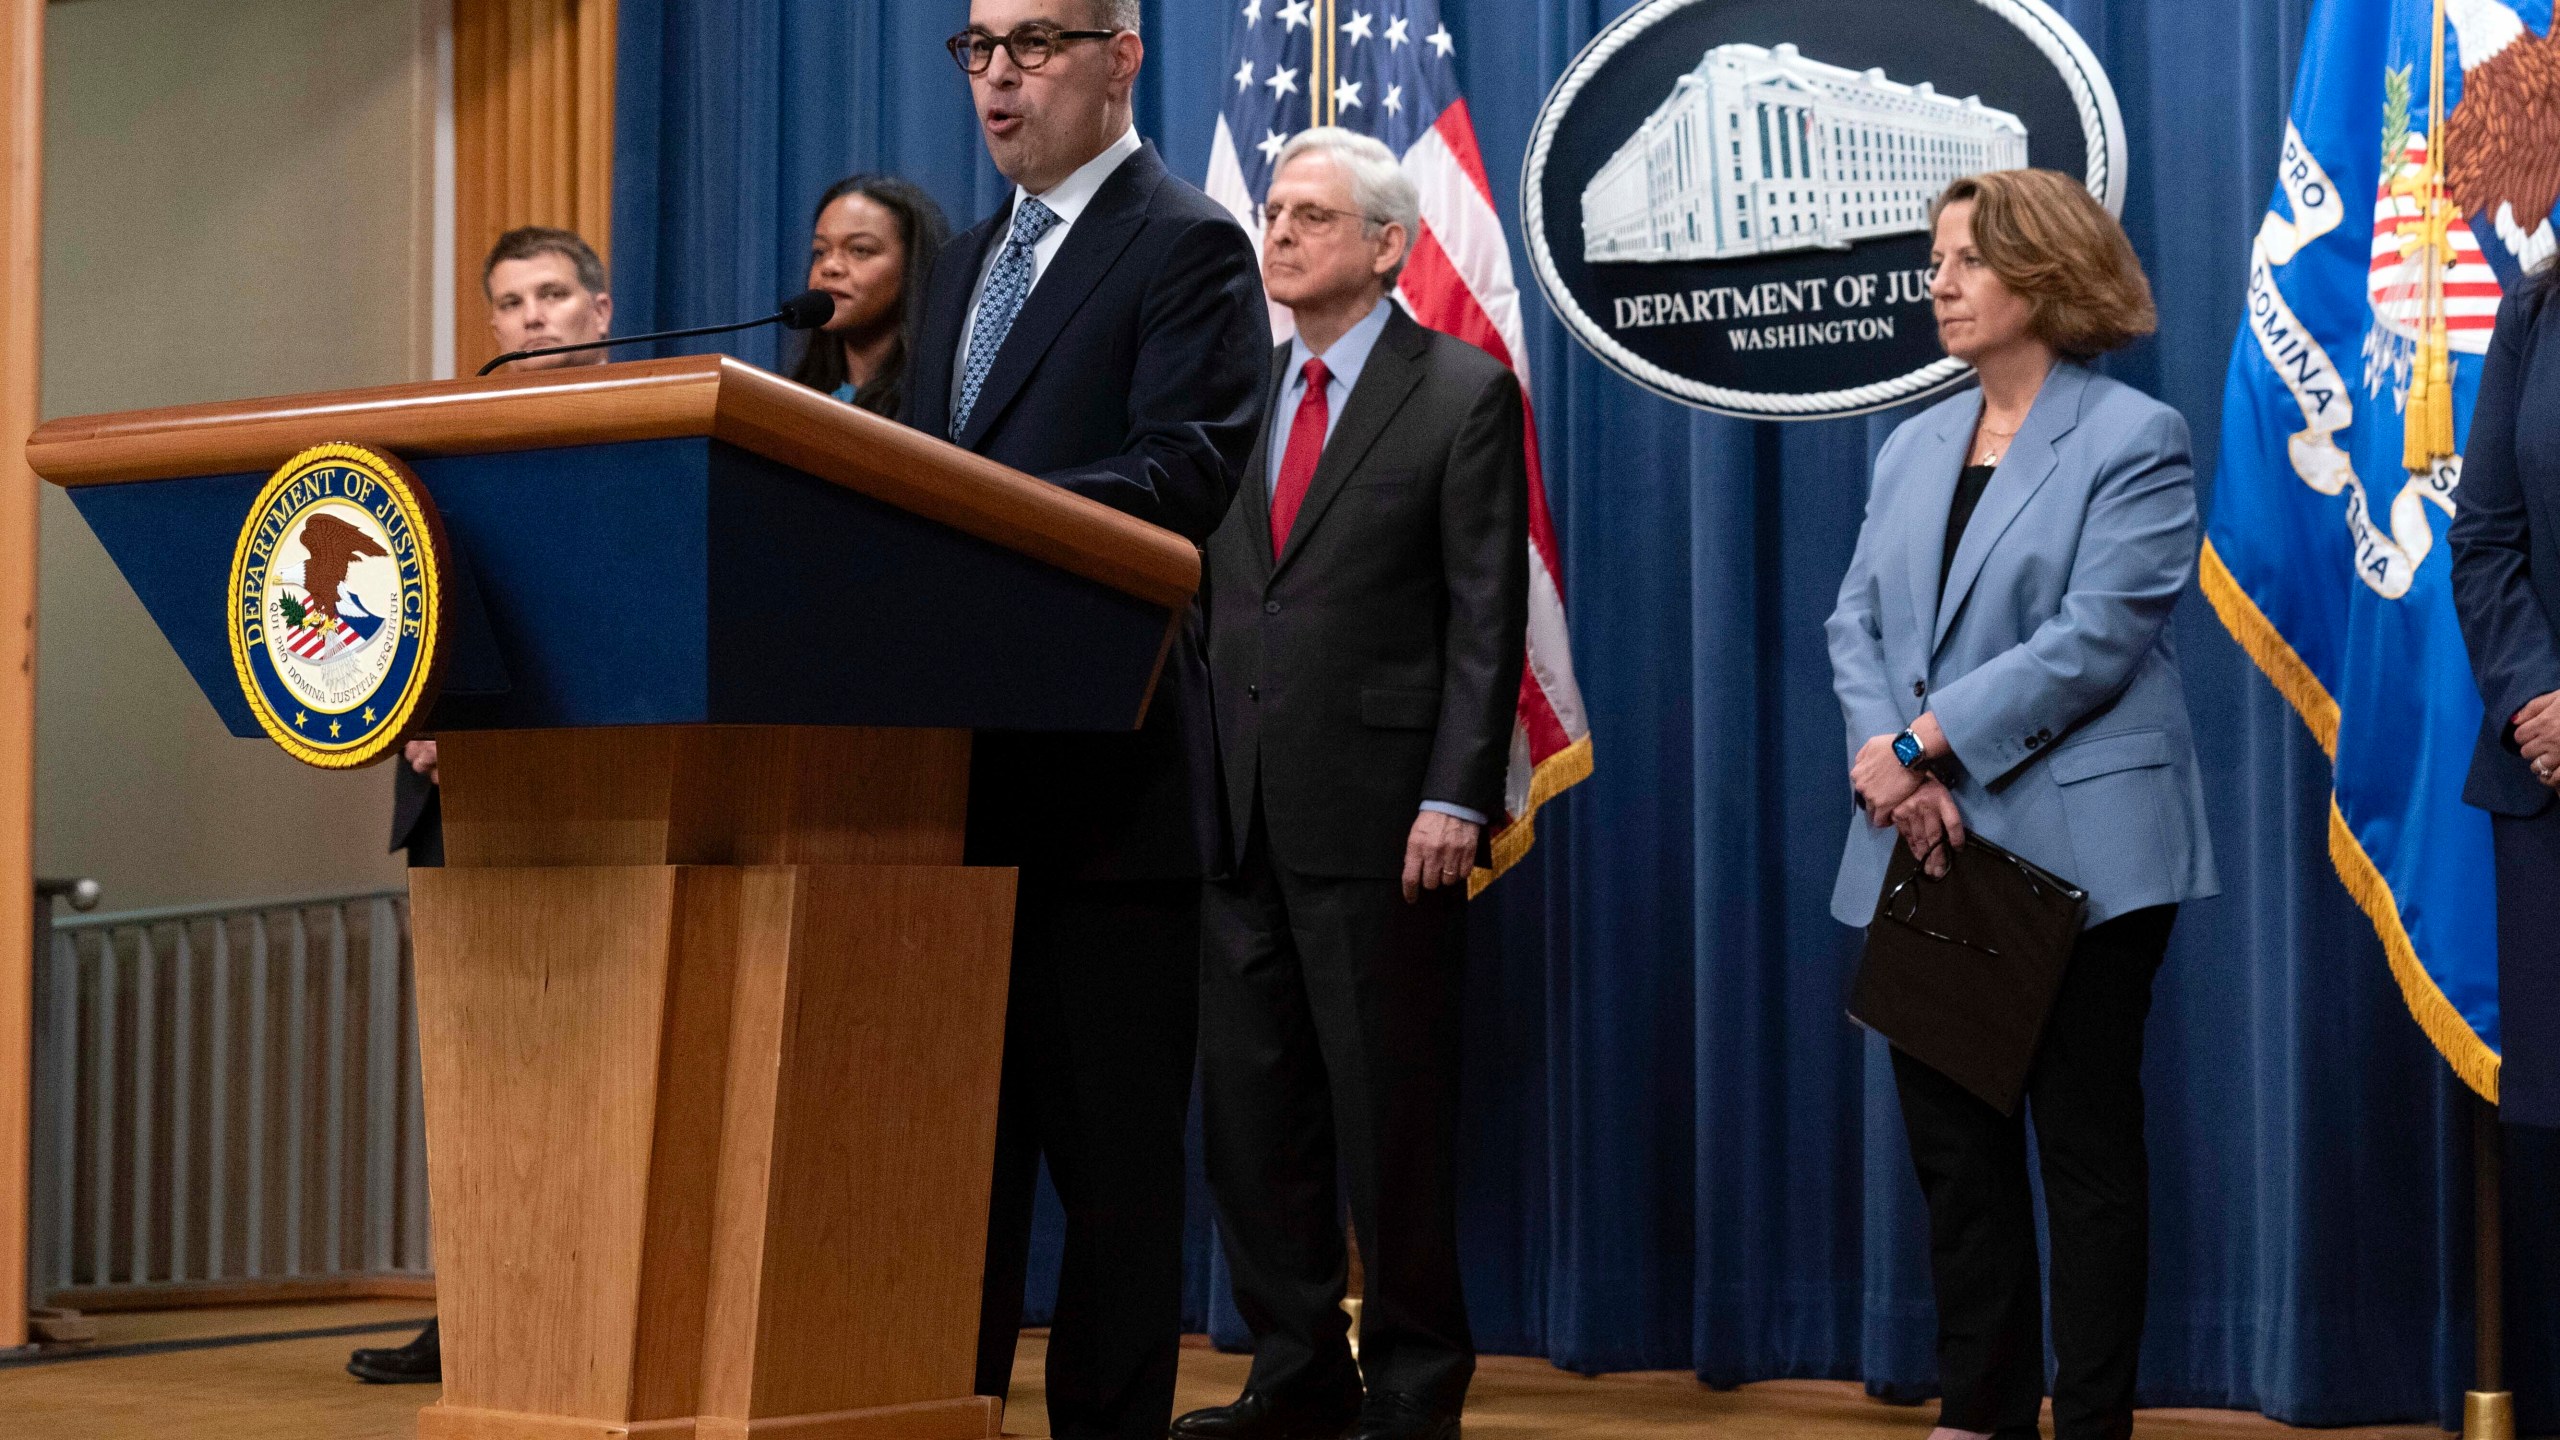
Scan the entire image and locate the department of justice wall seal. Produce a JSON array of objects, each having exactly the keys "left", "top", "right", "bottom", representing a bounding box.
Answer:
[
  {"left": 226, "top": 443, "right": 447, "bottom": 768},
  {"left": 1522, "top": 0, "right": 2125, "bottom": 420}
]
